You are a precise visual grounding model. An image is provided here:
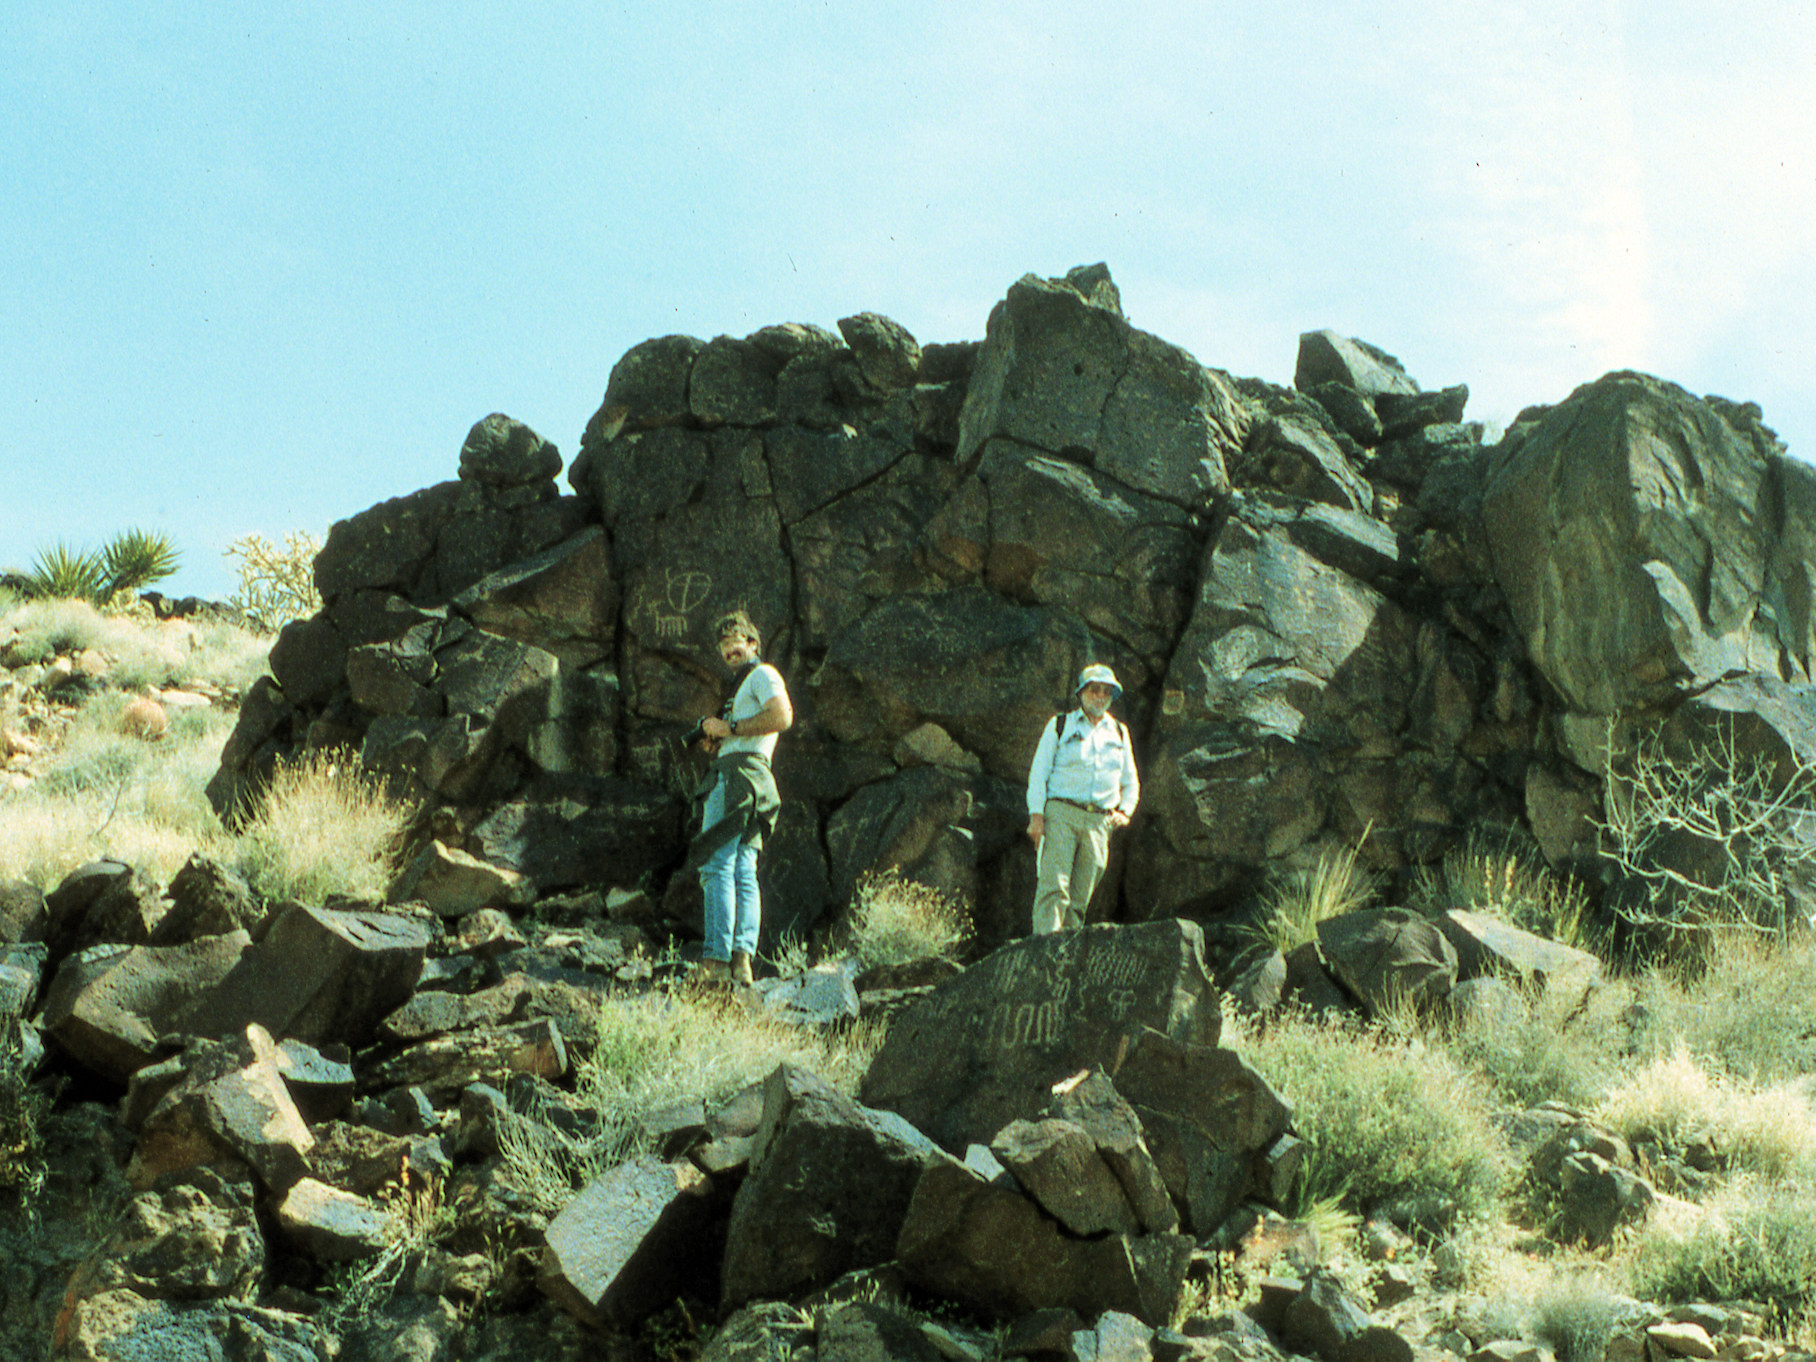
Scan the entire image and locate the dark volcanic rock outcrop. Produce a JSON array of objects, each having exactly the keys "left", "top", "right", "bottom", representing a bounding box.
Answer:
[{"left": 206, "top": 266, "right": 1816, "bottom": 950}]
